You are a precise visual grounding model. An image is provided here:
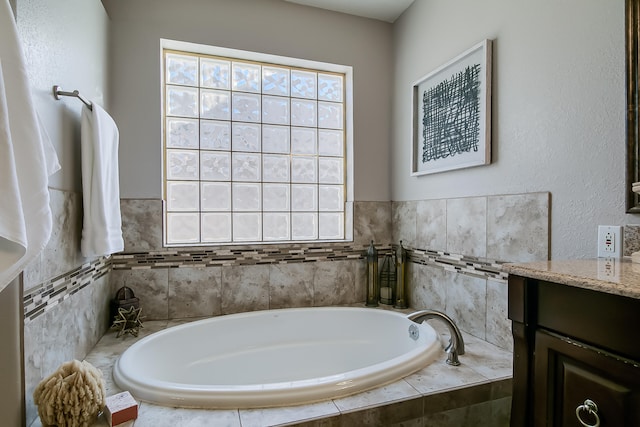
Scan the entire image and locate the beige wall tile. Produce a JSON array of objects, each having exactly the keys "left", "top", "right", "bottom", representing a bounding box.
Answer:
[
  {"left": 110, "top": 268, "right": 169, "bottom": 320},
  {"left": 221, "top": 265, "right": 270, "bottom": 314},
  {"left": 269, "top": 263, "right": 315, "bottom": 309},
  {"left": 445, "top": 273, "right": 487, "bottom": 340},
  {"left": 392, "top": 201, "right": 417, "bottom": 247},
  {"left": 120, "top": 199, "right": 163, "bottom": 252},
  {"left": 353, "top": 201, "right": 392, "bottom": 246},
  {"left": 416, "top": 199, "right": 447, "bottom": 251},
  {"left": 487, "top": 193, "right": 549, "bottom": 262},
  {"left": 313, "top": 260, "right": 356, "bottom": 306},
  {"left": 446, "top": 197, "right": 487, "bottom": 258},
  {"left": 169, "top": 267, "right": 222, "bottom": 318},
  {"left": 485, "top": 279, "right": 512, "bottom": 352}
]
